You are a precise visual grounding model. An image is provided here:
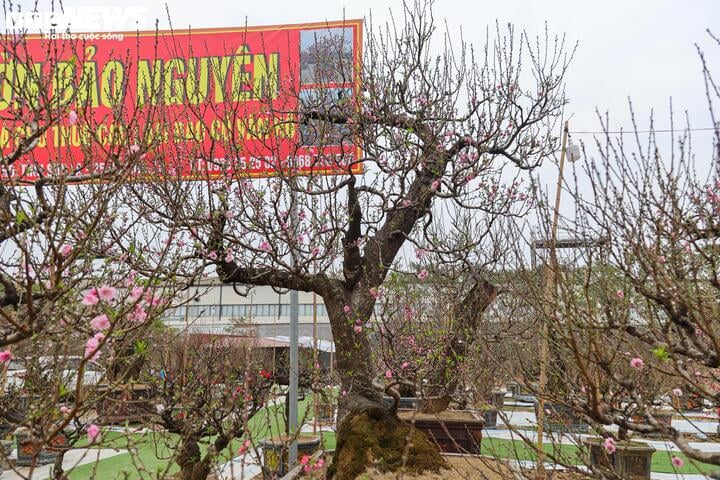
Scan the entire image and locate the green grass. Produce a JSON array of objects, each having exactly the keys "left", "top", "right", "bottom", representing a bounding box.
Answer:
[
  {"left": 480, "top": 437, "right": 719, "bottom": 475},
  {"left": 66, "top": 396, "right": 316, "bottom": 479}
]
